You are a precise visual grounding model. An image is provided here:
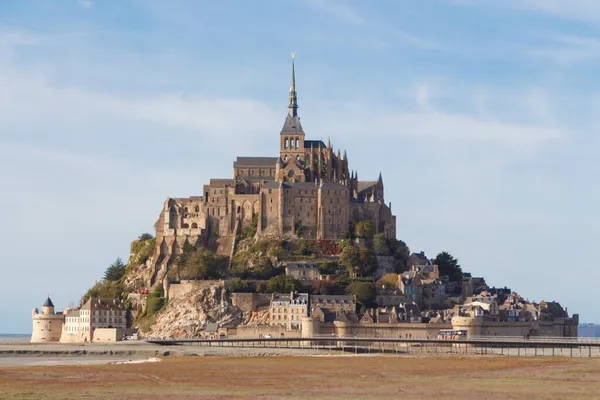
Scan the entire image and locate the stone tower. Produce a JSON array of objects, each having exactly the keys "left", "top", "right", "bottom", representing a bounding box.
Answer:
[
  {"left": 31, "top": 297, "right": 64, "bottom": 343},
  {"left": 279, "top": 53, "right": 306, "bottom": 182}
]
